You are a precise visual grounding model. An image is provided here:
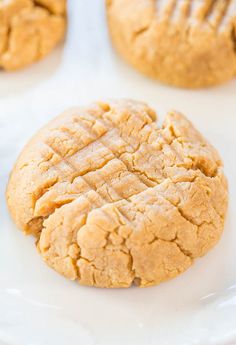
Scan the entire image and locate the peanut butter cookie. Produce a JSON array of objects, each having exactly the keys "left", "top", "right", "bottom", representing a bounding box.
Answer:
[
  {"left": 0, "top": 0, "right": 66, "bottom": 70},
  {"left": 6, "top": 100, "right": 228, "bottom": 287},
  {"left": 106, "top": 0, "right": 236, "bottom": 88}
]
